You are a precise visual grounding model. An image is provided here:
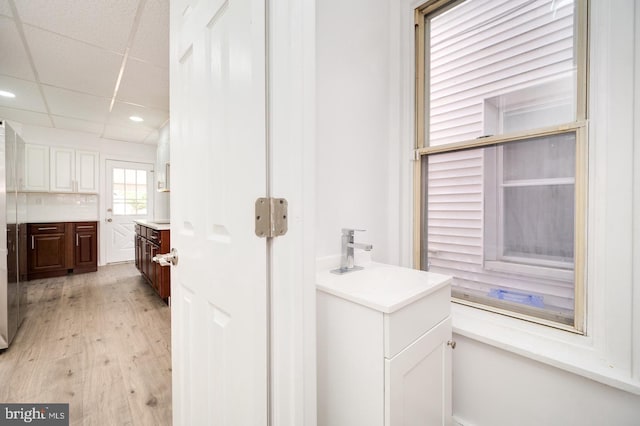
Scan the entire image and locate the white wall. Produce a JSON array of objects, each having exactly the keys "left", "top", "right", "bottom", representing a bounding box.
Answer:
[{"left": 316, "top": 0, "right": 393, "bottom": 263}]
